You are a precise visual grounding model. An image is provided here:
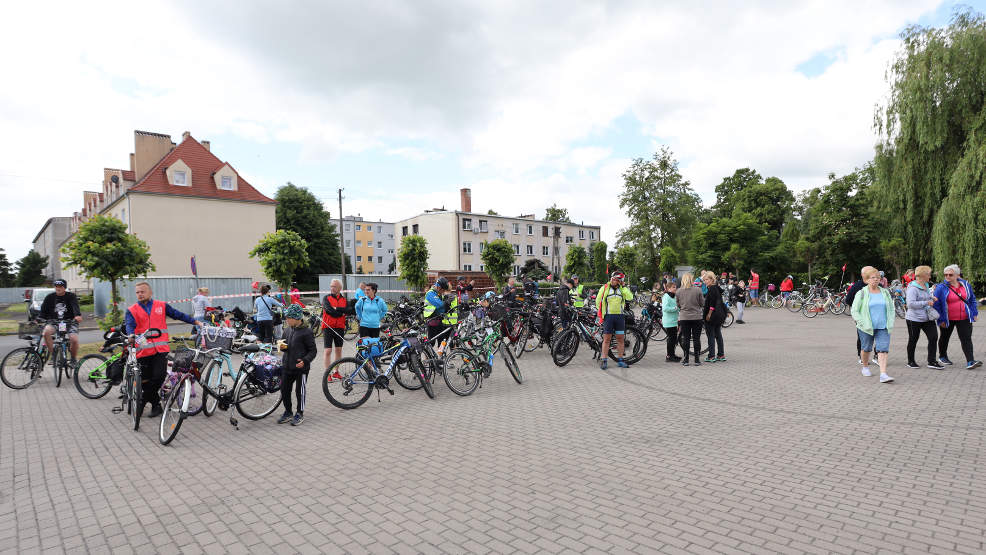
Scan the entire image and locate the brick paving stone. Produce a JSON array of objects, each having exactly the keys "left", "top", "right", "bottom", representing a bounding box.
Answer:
[{"left": 2, "top": 309, "right": 986, "bottom": 553}]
